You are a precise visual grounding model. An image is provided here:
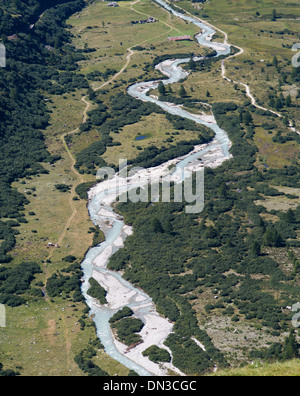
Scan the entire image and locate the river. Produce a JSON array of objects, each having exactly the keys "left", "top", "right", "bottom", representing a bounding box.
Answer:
[{"left": 80, "top": 0, "right": 232, "bottom": 376}]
